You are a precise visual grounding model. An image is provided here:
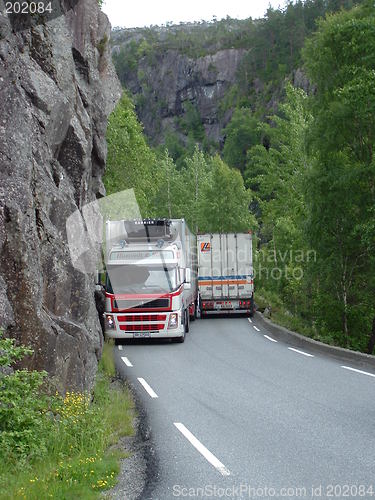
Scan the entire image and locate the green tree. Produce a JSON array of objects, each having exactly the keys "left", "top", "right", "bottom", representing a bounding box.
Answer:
[
  {"left": 303, "top": 0, "right": 375, "bottom": 349},
  {"left": 152, "top": 149, "right": 184, "bottom": 218},
  {"left": 245, "top": 85, "right": 313, "bottom": 316},
  {"left": 181, "top": 145, "right": 211, "bottom": 233},
  {"left": 223, "top": 108, "right": 261, "bottom": 172},
  {"left": 104, "top": 93, "right": 158, "bottom": 214},
  {"left": 180, "top": 102, "right": 205, "bottom": 142},
  {"left": 200, "top": 156, "right": 255, "bottom": 233}
]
